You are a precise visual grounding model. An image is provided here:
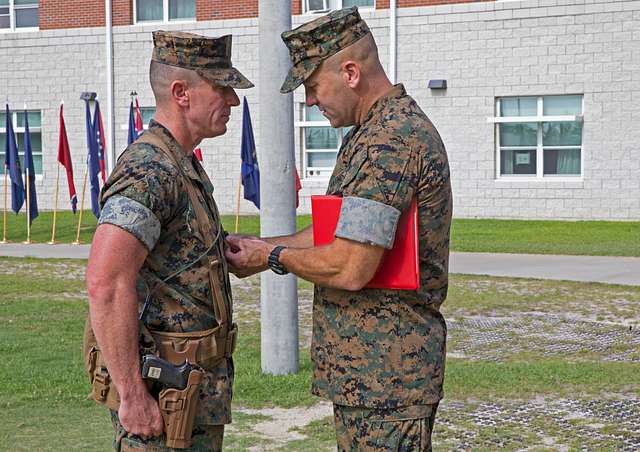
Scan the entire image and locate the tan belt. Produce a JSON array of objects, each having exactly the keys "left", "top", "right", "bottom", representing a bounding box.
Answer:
[{"left": 151, "top": 323, "right": 238, "bottom": 369}]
